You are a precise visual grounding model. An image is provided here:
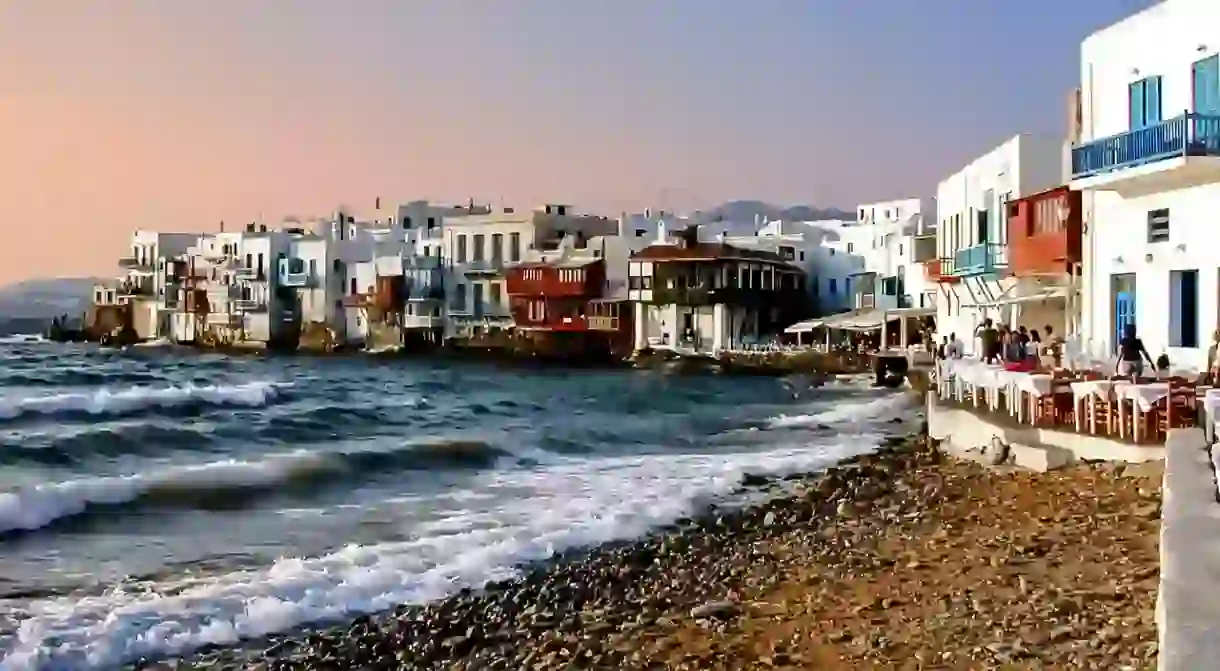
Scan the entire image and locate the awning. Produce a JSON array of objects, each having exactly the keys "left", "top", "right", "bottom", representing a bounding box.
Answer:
[
  {"left": 784, "top": 317, "right": 830, "bottom": 333},
  {"left": 965, "top": 285, "right": 1067, "bottom": 309},
  {"left": 784, "top": 307, "right": 935, "bottom": 334}
]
